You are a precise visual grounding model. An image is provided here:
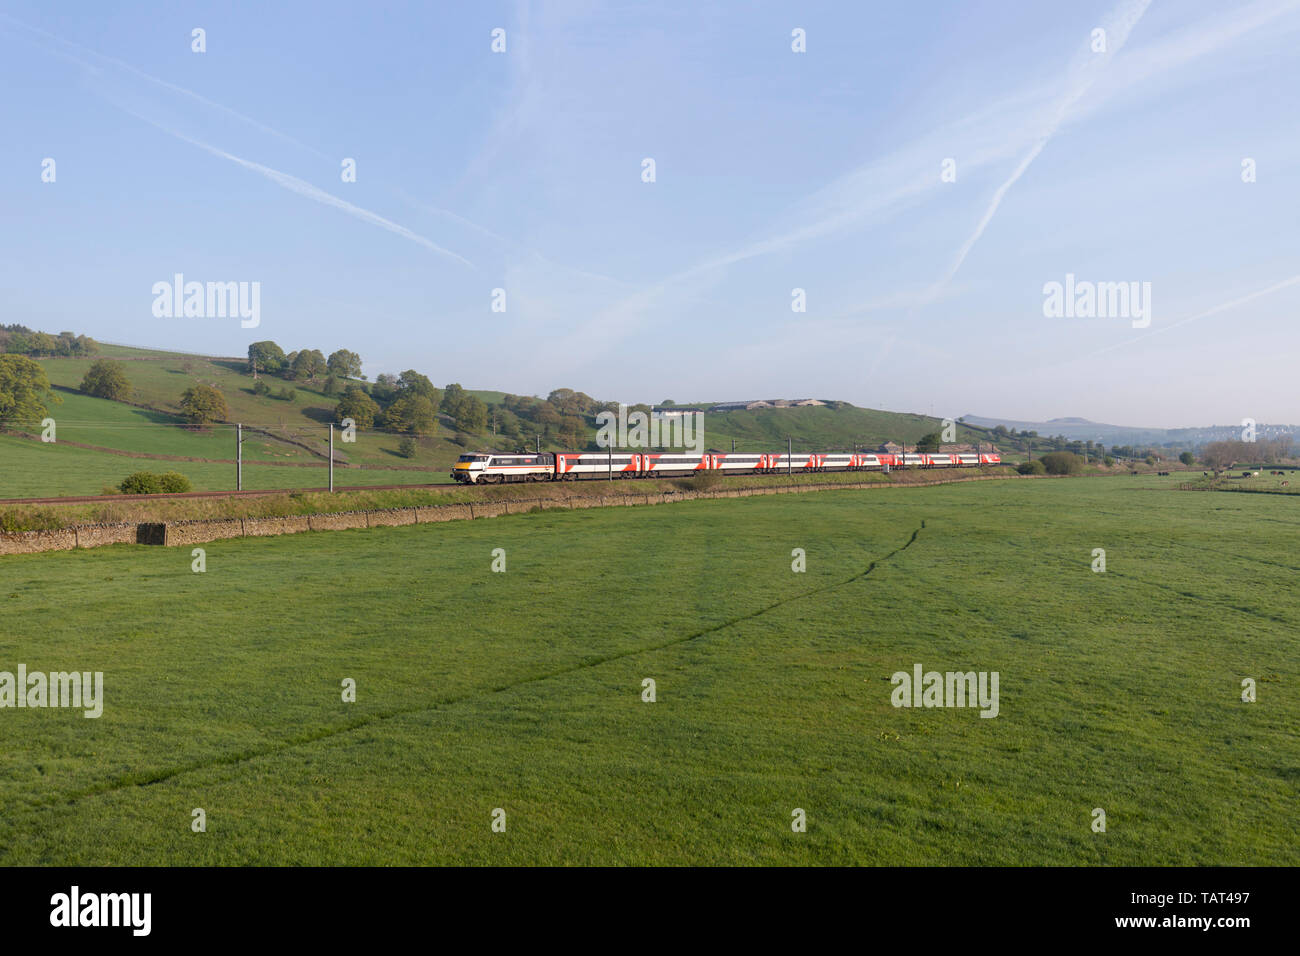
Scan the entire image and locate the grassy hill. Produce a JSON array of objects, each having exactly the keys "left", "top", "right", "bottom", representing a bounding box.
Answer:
[
  {"left": 11, "top": 346, "right": 466, "bottom": 494},
  {"left": 686, "top": 405, "right": 998, "bottom": 453},
  {"left": 2, "top": 343, "right": 1009, "bottom": 500}
]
